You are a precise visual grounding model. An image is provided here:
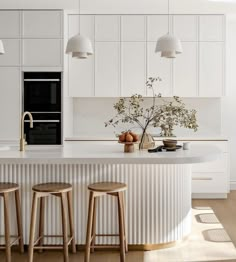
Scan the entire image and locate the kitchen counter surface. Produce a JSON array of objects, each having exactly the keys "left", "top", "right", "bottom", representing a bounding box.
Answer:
[{"left": 0, "top": 141, "right": 221, "bottom": 164}]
